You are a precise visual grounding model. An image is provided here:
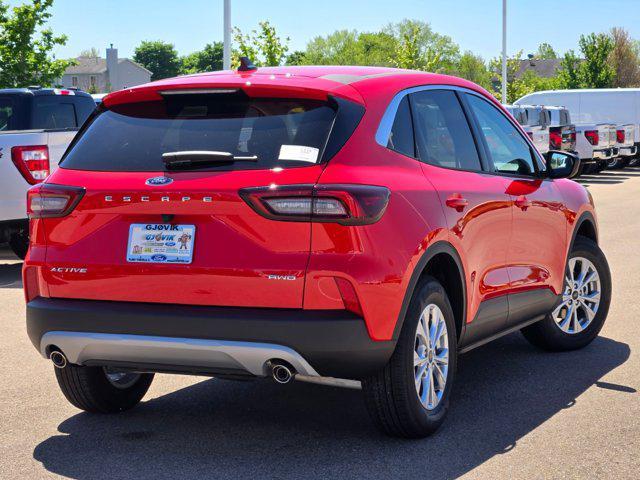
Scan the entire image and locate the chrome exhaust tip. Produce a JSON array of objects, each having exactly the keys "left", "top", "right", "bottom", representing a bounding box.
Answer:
[
  {"left": 270, "top": 362, "right": 294, "bottom": 384},
  {"left": 50, "top": 350, "right": 67, "bottom": 369}
]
